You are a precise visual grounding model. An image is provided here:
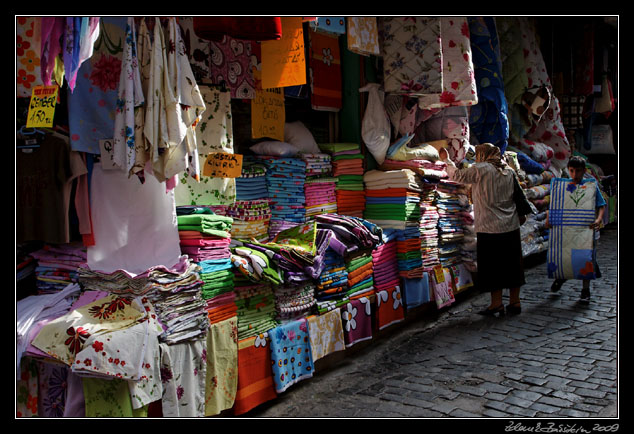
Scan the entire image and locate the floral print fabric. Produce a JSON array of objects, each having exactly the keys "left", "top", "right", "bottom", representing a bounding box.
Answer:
[
  {"left": 209, "top": 35, "right": 256, "bottom": 99},
  {"left": 379, "top": 17, "right": 442, "bottom": 96},
  {"left": 375, "top": 285, "right": 405, "bottom": 330},
  {"left": 159, "top": 337, "right": 208, "bottom": 417},
  {"left": 306, "top": 308, "right": 345, "bottom": 361},
  {"left": 83, "top": 377, "right": 148, "bottom": 417},
  {"left": 16, "top": 357, "right": 39, "bottom": 417},
  {"left": 174, "top": 86, "right": 236, "bottom": 206},
  {"left": 341, "top": 297, "right": 373, "bottom": 348},
  {"left": 269, "top": 319, "right": 315, "bottom": 393},
  {"left": 17, "top": 17, "right": 44, "bottom": 97}
]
